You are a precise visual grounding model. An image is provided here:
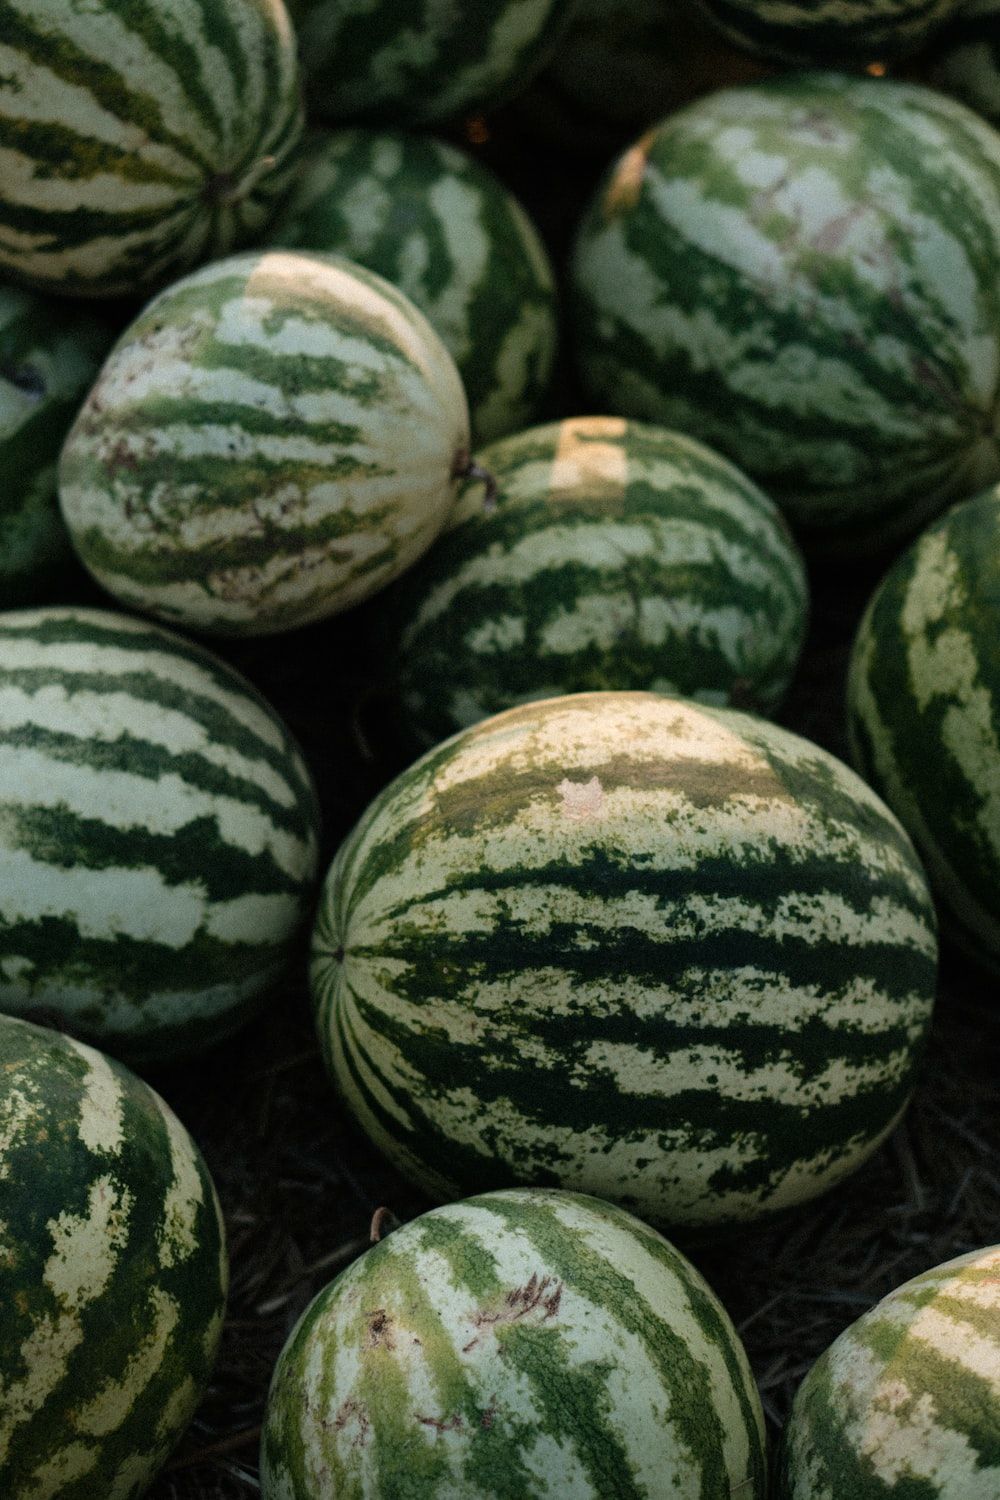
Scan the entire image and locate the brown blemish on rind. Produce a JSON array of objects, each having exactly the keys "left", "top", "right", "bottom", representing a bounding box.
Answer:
[
  {"left": 416, "top": 1413, "right": 464, "bottom": 1433},
  {"left": 365, "top": 1307, "right": 394, "bottom": 1349},
  {"left": 331, "top": 1397, "right": 370, "bottom": 1448},
  {"left": 462, "top": 1274, "right": 563, "bottom": 1352}
]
